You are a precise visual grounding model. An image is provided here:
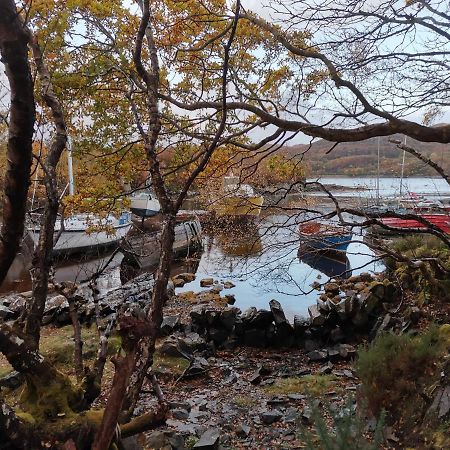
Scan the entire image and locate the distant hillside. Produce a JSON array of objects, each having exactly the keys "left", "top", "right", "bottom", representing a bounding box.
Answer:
[{"left": 283, "top": 133, "right": 449, "bottom": 177}]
